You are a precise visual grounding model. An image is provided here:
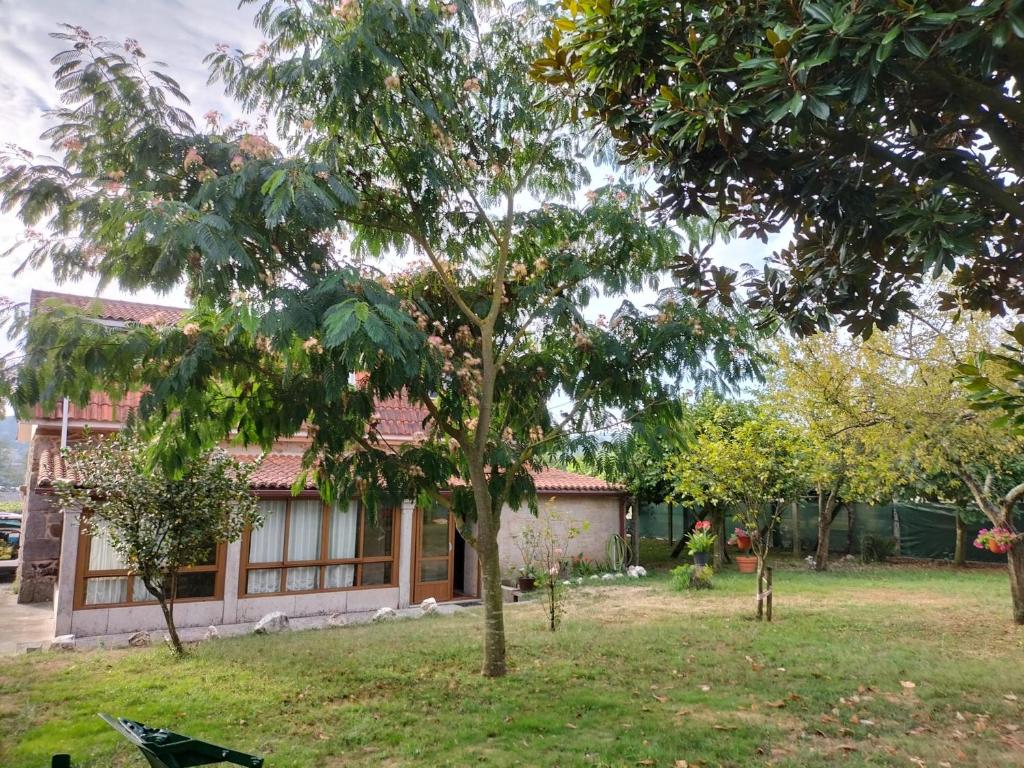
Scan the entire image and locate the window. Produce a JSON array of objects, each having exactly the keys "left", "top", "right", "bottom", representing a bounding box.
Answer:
[
  {"left": 241, "top": 499, "right": 397, "bottom": 596},
  {"left": 75, "top": 520, "right": 223, "bottom": 608}
]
